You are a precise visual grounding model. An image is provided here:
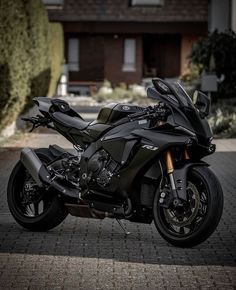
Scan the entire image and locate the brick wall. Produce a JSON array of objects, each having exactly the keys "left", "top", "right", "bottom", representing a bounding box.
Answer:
[
  {"left": 49, "top": 0, "right": 208, "bottom": 23},
  {"left": 180, "top": 34, "right": 202, "bottom": 75}
]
